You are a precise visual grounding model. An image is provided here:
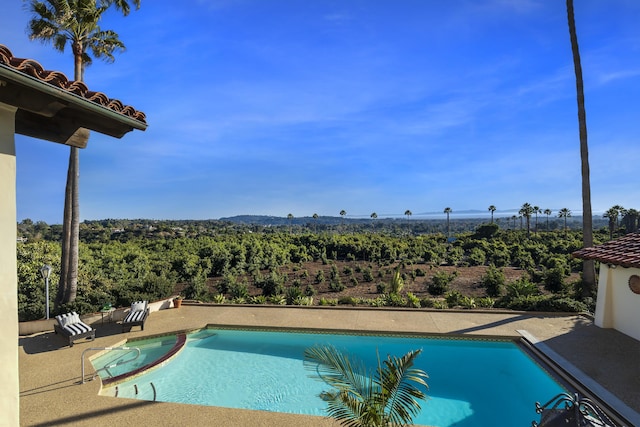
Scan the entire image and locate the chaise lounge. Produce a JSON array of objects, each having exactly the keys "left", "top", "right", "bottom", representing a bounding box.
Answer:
[
  {"left": 54, "top": 312, "right": 96, "bottom": 347},
  {"left": 122, "top": 300, "right": 150, "bottom": 332}
]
